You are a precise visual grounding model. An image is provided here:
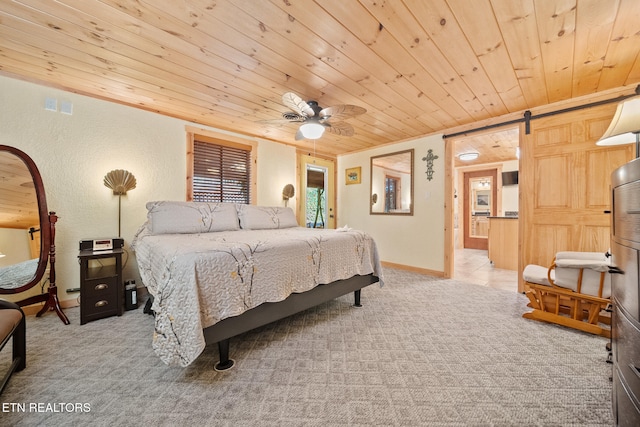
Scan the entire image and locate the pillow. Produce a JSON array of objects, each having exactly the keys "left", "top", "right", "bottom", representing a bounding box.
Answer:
[
  {"left": 236, "top": 205, "right": 298, "bottom": 229},
  {"left": 146, "top": 201, "right": 239, "bottom": 234}
]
